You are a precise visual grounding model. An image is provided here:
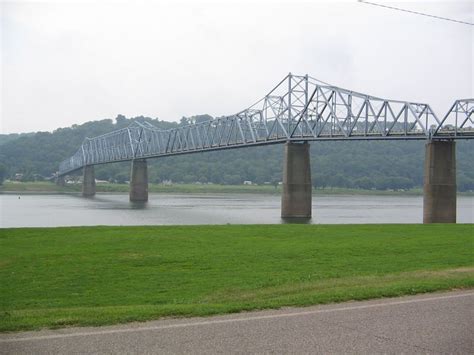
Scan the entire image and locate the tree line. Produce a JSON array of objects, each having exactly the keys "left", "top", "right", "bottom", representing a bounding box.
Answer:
[{"left": 0, "top": 114, "right": 473, "bottom": 191}]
